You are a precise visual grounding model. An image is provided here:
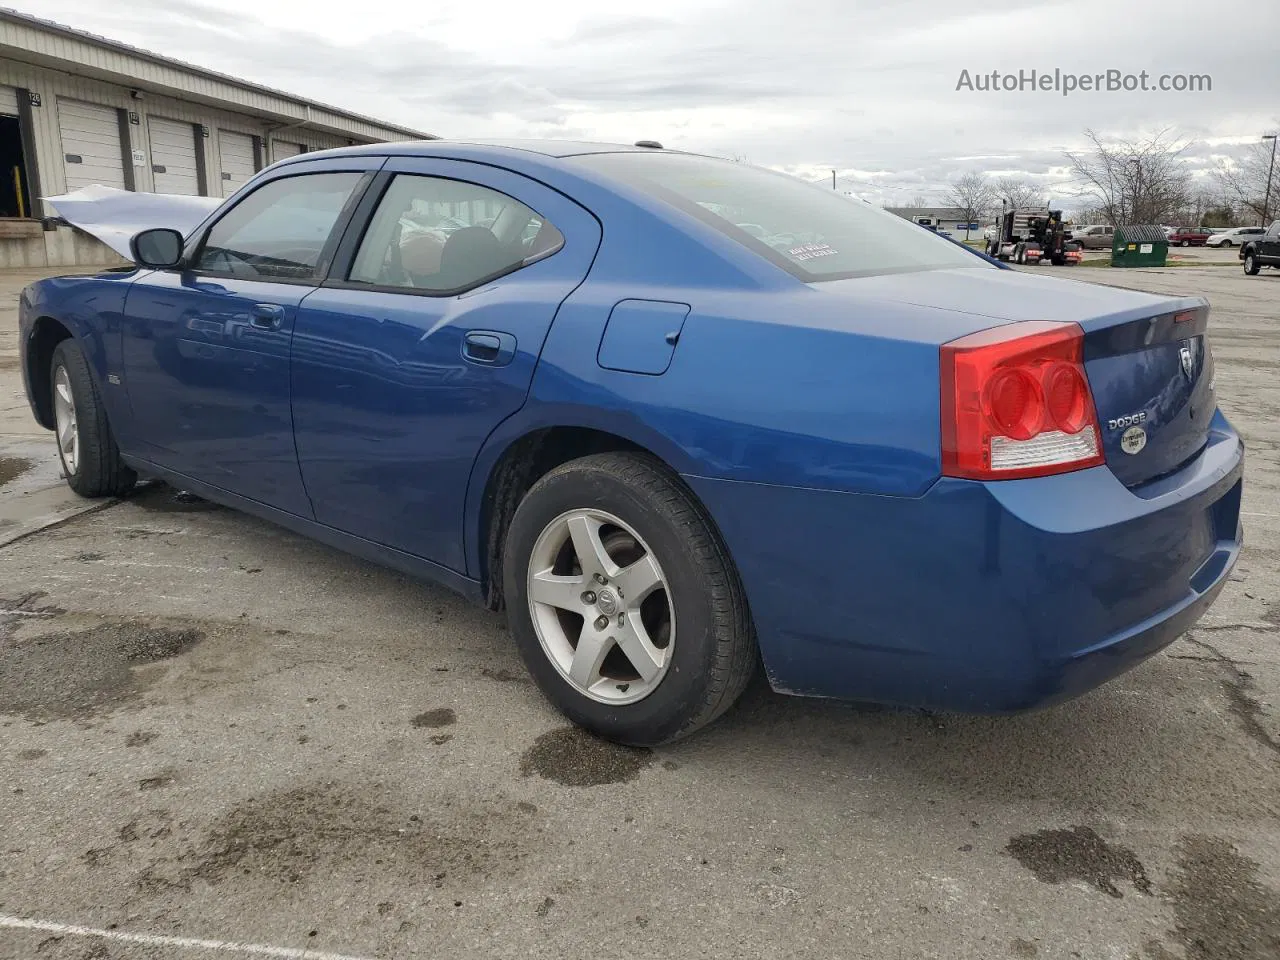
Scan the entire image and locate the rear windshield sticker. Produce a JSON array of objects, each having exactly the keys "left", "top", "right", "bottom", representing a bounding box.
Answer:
[{"left": 788, "top": 242, "right": 838, "bottom": 261}]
